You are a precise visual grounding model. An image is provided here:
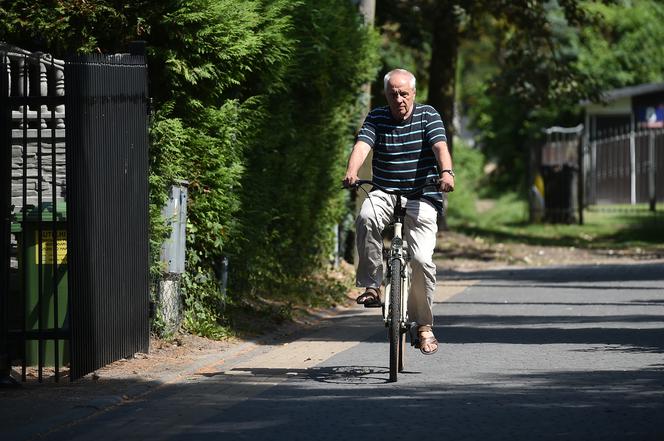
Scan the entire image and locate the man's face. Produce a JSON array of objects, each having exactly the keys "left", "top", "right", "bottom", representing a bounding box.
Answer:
[{"left": 385, "top": 73, "right": 416, "bottom": 121}]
